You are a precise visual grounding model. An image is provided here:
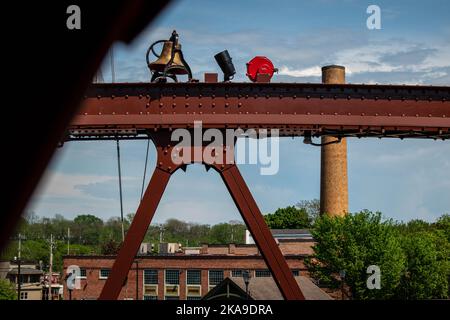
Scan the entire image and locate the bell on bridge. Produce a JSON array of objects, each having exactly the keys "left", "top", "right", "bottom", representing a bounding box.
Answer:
[{"left": 146, "top": 30, "right": 192, "bottom": 82}]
